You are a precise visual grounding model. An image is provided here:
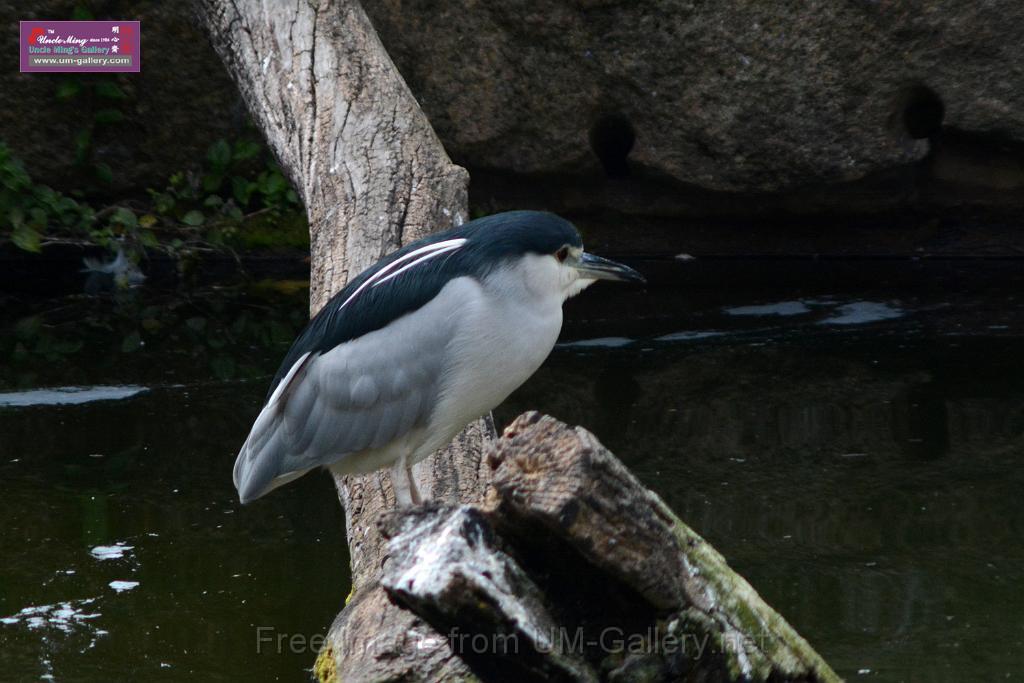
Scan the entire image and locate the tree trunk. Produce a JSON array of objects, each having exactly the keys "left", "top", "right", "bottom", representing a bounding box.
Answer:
[
  {"left": 197, "top": 3, "right": 840, "bottom": 682},
  {"left": 197, "top": 0, "right": 490, "bottom": 679}
]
